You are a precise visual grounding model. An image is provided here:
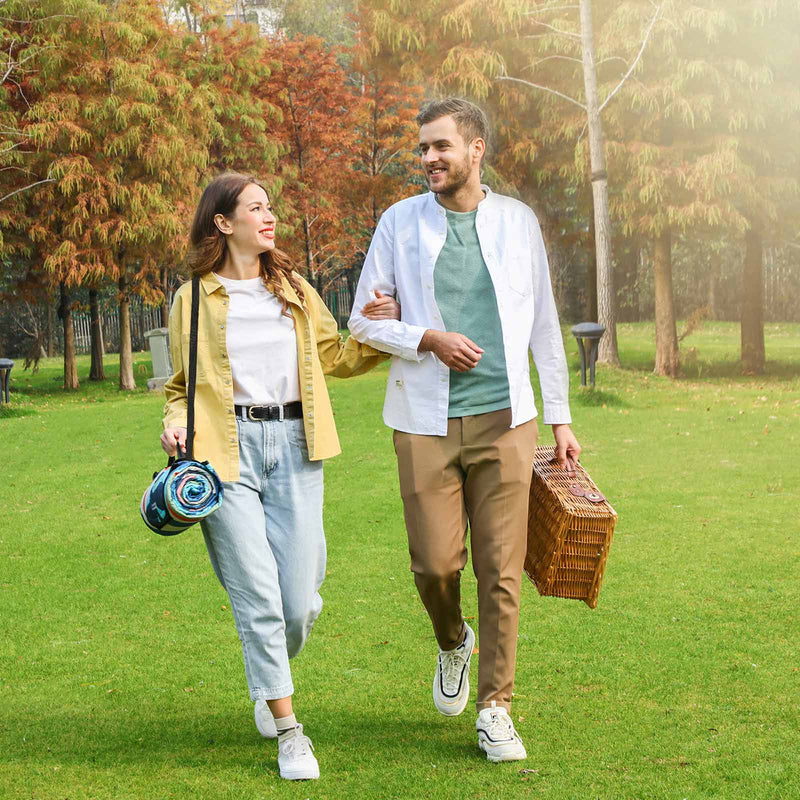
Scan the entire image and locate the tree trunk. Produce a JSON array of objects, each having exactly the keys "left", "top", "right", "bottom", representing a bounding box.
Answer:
[
  {"left": 46, "top": 299, "right": 55, "bottom": 357},
  {"left": 160, "top": 267, "right": 170, "bottom": 327},
  {"left": 741, "top": 228, "right": 765, "bottom": 374},
  {"left": 59, "top": 282, "right": 79, "bottom": 390},
  {"left": 586, "top": 198, "right": 598, "bottom": 322},
  {"left": 615, "top": 237, "right": 639, "bottom": 322},
  {"left": 580, "top": 0, "right": 619, "bottom": 365},
  {"left": 118, "top": 274, "right": 136, "bottom": 390},
  {"left": 653, "top": 229, "right": 679, "bottom": 377},
  {"left": 708, "top": 249, "right": 721, "bottom": 320},
  {"left": 89, "top": 288, "right": 105, "bottom": 381},
  {"left": 303, "top": 214, "right": 313, "bottom": 281}
]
